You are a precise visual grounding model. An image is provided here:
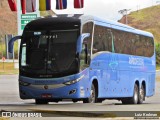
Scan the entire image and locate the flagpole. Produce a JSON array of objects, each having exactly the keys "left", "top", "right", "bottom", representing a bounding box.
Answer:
[
  {"left": 17, "top": 0, "right": 21, "bottom": 62},
  {"left": 16, "top": 0, "right": 40, "bottom": 65}
]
